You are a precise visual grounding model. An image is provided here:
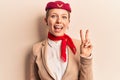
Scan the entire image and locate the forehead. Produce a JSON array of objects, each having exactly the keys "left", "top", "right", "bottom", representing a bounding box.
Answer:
[{"left": 48, "top": 9, "right": 68, "bottom": 15}]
